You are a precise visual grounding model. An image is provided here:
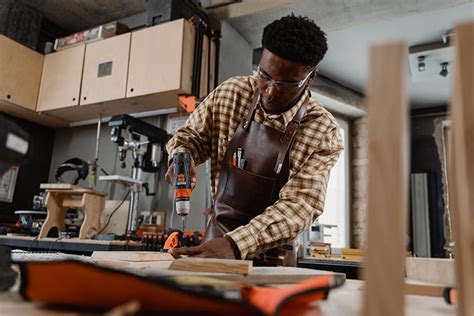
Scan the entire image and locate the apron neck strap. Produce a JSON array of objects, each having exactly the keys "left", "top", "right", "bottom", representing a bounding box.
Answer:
[
  {"left": 242, "top": 92, "right": 260, "bottom": 131},
  {"left": 274, "top": 95, "right": 309, "bottom": 174}
]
